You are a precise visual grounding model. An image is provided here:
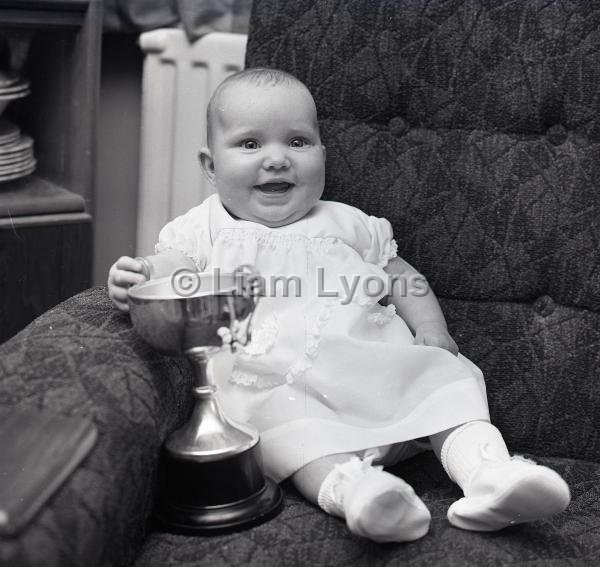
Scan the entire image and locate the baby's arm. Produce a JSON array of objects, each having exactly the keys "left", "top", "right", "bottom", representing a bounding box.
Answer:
[{"left": 383, "top": 256, "right": 459, "bottom": 355}]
